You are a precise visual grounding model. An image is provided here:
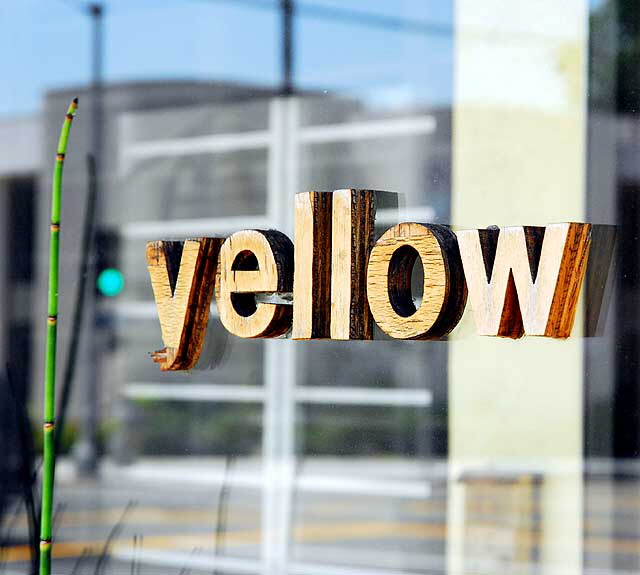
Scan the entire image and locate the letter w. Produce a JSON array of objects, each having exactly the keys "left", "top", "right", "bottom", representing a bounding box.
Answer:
[{"left": 457, "top": 224, "right": 591, "bottom": 338}]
